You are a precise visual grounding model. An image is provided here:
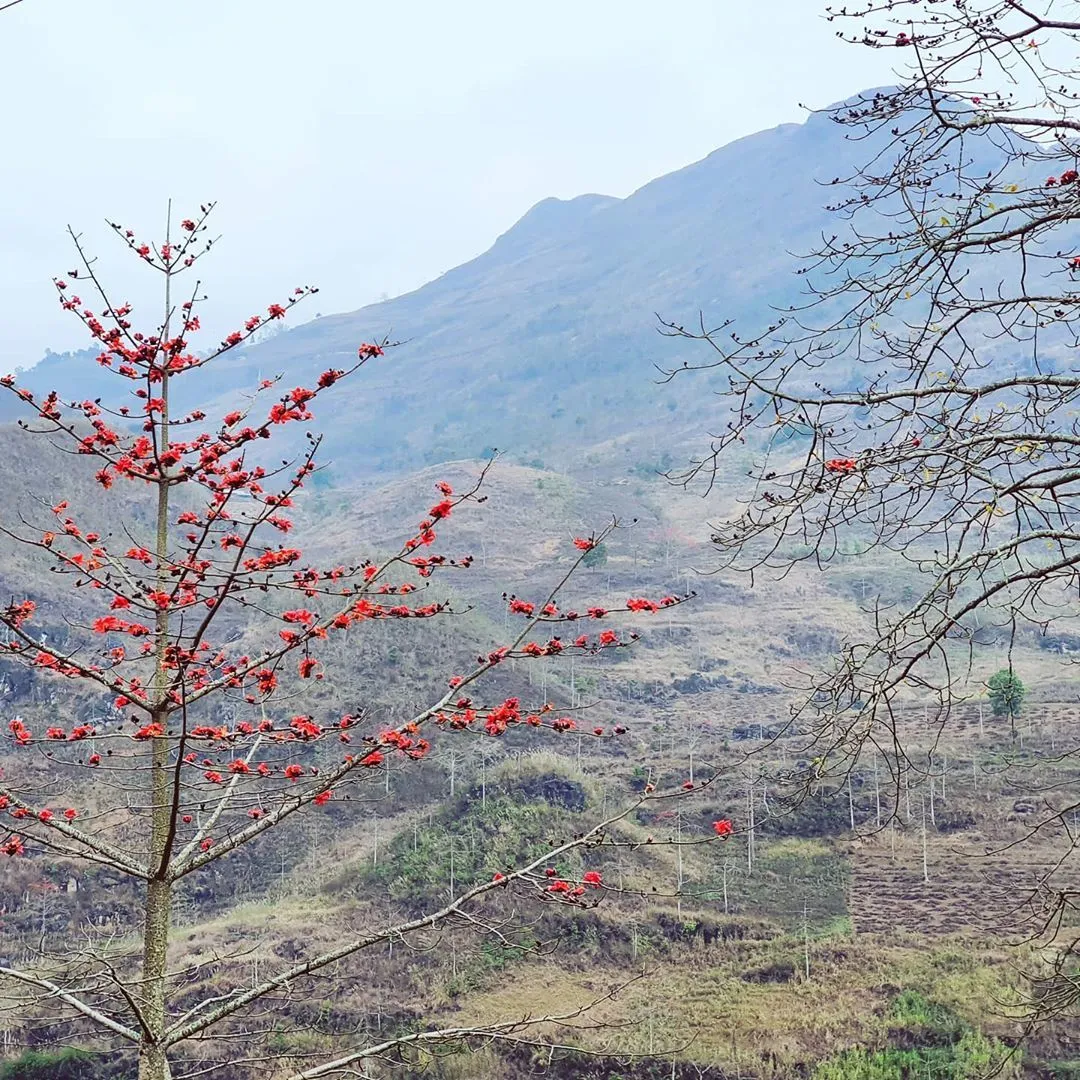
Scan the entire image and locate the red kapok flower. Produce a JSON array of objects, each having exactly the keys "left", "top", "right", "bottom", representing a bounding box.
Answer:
[
  {"left": 824, "top": 457, "right": 857, "bottom": 475},
  {"left": 713, "top": 819, "right": 734, "bottom": 838}
]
